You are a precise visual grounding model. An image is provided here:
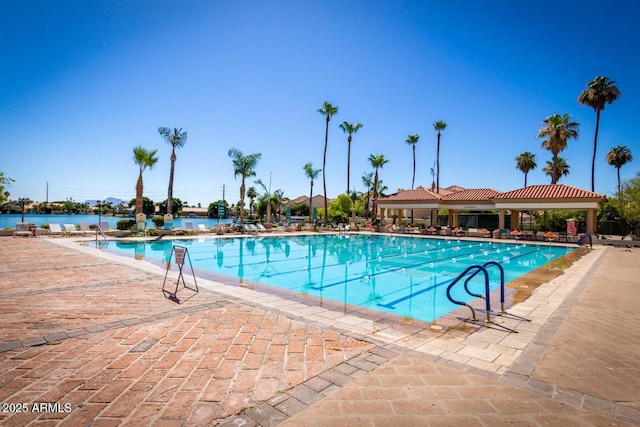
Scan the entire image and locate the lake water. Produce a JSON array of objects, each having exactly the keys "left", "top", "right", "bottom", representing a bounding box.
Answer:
[{"left": 0, "top": 214, "right": 230, "bottom": 229}]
